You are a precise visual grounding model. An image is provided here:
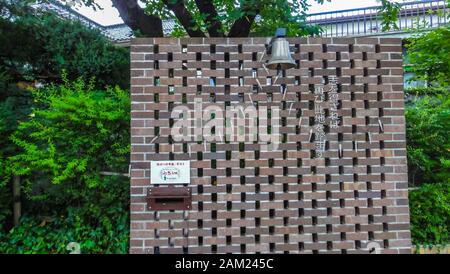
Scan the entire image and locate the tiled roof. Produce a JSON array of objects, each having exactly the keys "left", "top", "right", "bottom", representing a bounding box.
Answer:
[
  {"left": 38, "top": 1, "right": 131, "bottom": 42},
  {"left": 102, "top": 23, "right": 134, "bottom": 42}
]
